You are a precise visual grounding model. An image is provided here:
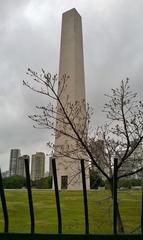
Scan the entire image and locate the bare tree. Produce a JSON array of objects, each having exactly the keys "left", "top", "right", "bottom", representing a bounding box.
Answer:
[
  {"left": 102, "top": 78, "right": 143, "bottom": 179},
  {"left": 23, "top": 69, "right": 143, "bottom": 232},
  {"left": 89, "top": 79, "right": 143, "bottom": 232}
]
